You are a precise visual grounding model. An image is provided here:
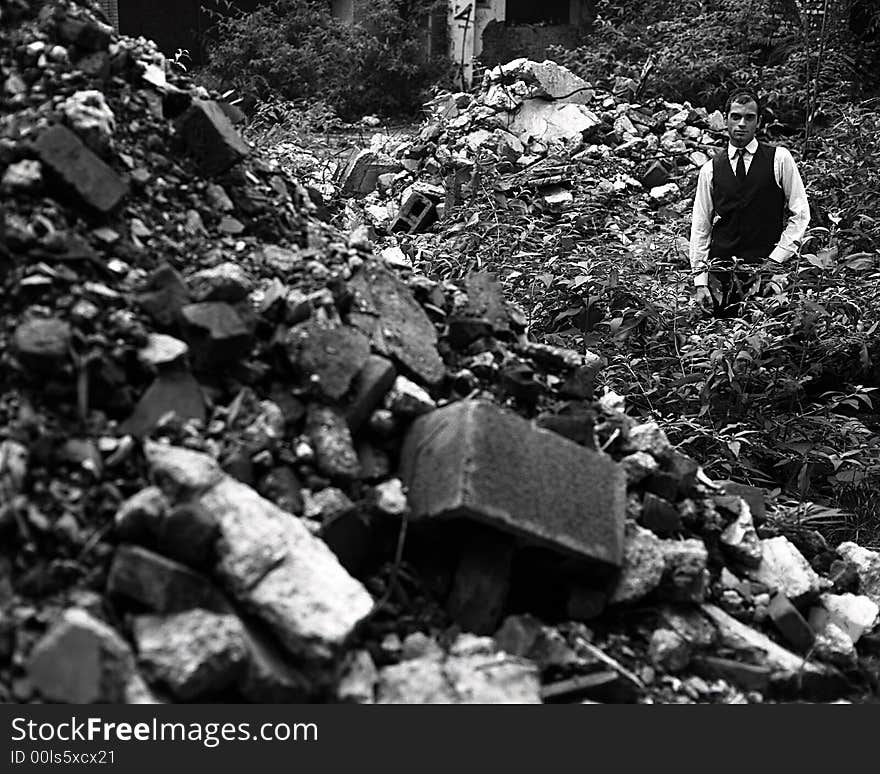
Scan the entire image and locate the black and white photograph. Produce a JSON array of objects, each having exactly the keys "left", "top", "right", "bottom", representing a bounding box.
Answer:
[{"left": 1, "top": 0, "right": 880, "bottom": 731}]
